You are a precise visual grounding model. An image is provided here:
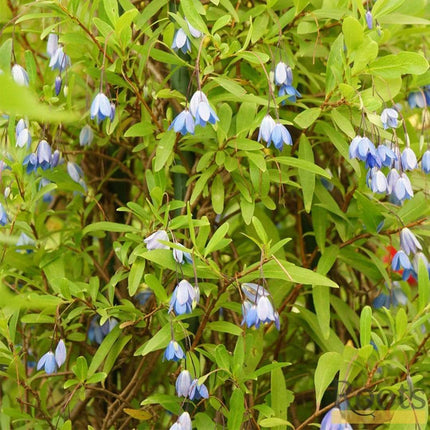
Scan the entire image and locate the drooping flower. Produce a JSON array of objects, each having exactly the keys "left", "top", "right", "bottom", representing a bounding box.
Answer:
[
  {"left": 368, "top": 168, "right": 387, "bottom": 194},
  {"left": 46, "top": 33, "right": 59, "bottom": 58},
  {"left": 189, "top": 91, "right": 219, "bottom": 127},
  {"left": 365, "top": 10, "right": 373, "bottom": 29},
  {"left": 79, "top": 125, "right": 94, "bottom": 147},
  {"left": 393, "top": 173, "right": 413, "bottom": 201},
  {"left": 90, "top": 92, "right": 112, "bottom": 122},
  {"left": 11, "top": 64, "right": 29, "bottom": 86},
  {"left": 67, "top": 161, "right": 84, "bottom": 183},
  {"left": 320, "top": 407, "right": 353, "bottom": 430},
  {"left": 144, "top": 230, "right": 169, "bottom": 250},
  {"left": 169, "top": 279, "right": 199, "bottom": 315},
  {"left": 267, "top": 123, "right": 292, "bottom": 150},
  {"left": 422, "top": 150, "right": 430, "bottom": 173},
  {"left": 274, "top": 62, "right": 293, "bottom": 86},
  {"left": 169, "top": 412, "right": 192, "bottom": 430},
  {"left": 16, "top": 128, "right": 31, "bottom": 148},
  {"left": 380, "top": 108, "right": 398, "bottom": 129},
  {"left": 55, "top": 339, "right": 67, "bottom": 367},
  {"left": 413, "top": 252, "right": 430, "bottom": 274},
  {"left": 36, "top": 140, "right": 52, "bottom": 170},
  {"left": 23, "top": 153, "right": 38, "bottom": 174},
  {"left": 278, "top": 84, "right": 301, "bottom": 103},
  {"left": 163, "top": 340, "right": 185, "bottom": 362},
  {"left": 172, "top": 28, "right": 191, "bottom": 54},
  {"left": 37, "top": 351, "right": 57, "bottom": 374},
  {"left": 257, "top": 114, "right": 276, "bottom": 143},
  {"left": 0, "top": 203, "right": 7, "bottom": 226},
  {"left": 169, "top": 109, "right": 195, "bottom": 135},
  {"left": 386, "top": 168, "right": 400, "bottom": 194},
  {"left": 54, "top": 76, "right": 62, "bottom": 96},
  {"left": 408, "top": 91, "right": 427, "bottom": 109},
  {"left": 400, "top": 228, "right": 422, "bottom": 255},
  {"left": 175, "top": 370, "right": 192, "bottom": 397},
  {"left": 392, "top": 249, "right": 414, "bottom": 280},
  {"left": 189, "top": 379, "right": 209, "bottom": 401},
  {"left": 373, "top": 283, "right": 408, "bottom": 309},
  {"left": 242, "top": 283, "right": 270, "bottom": 302},
  {"left": 186, "top": 19, "right": 202, "bottom": 38},
  {"left": 49, "top": 46, "right": 71, "bottom": 72},
  {"left": 376, "top": 144, "right": 397, "bottom": 167},
  {"left": 349, "top": 136, "right": 376, "bottom": 162},
  {"left": 177, "top": 412, "right": 192, "bottom": 430},
  {"left": 88, "top": 317, "right": 118, "bottom": 344},
  {"left": 401, "top": 147, "right": 417, "bottom": 171}
]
